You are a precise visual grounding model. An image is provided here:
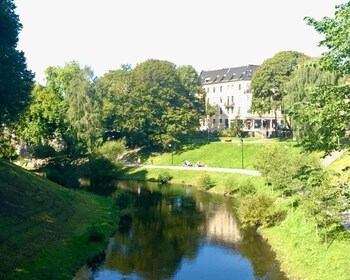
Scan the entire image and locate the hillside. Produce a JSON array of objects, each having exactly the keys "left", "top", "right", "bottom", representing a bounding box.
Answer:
[{"left": 0, "top": 160, "right": 118, "bottom": 279}]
